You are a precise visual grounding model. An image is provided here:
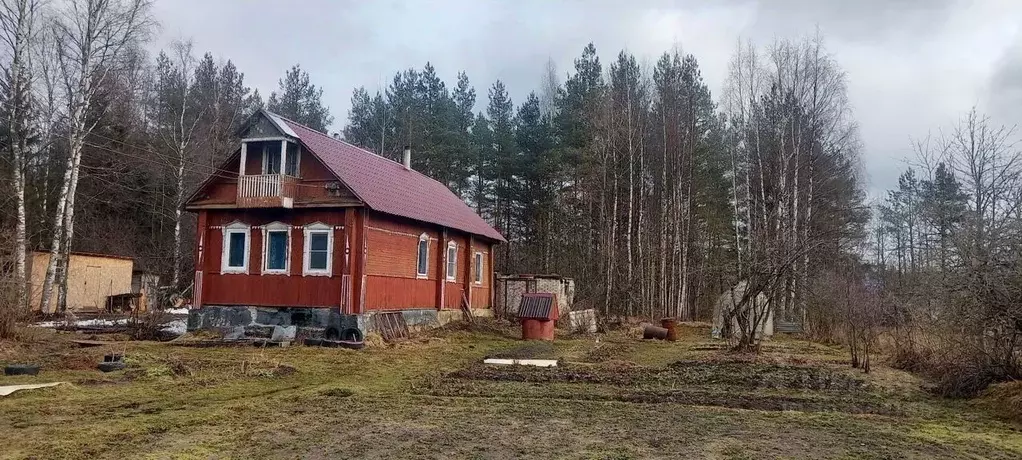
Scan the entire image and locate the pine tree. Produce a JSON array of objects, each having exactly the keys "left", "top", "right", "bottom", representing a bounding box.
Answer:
[
  {"left": 268, "top": 64, "right": 333, "bottom": 132},
  {"left": 487, "top": 80, "right": 515, "bottom": 269}
]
